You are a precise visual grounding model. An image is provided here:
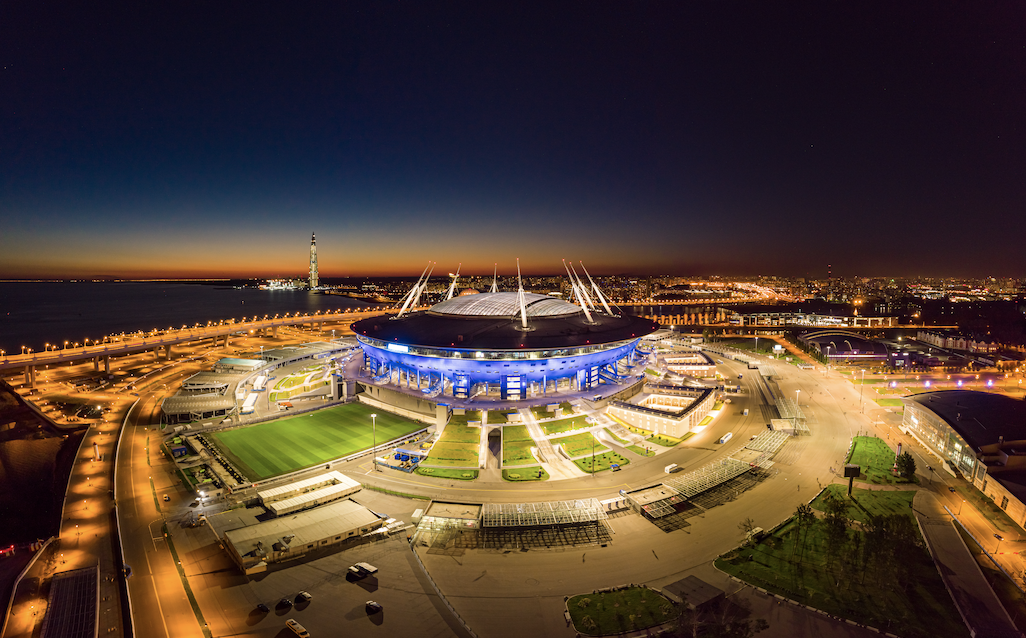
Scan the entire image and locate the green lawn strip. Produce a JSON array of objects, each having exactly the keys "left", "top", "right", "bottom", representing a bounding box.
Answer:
[
  {"left": 697, "top": 416, "right": 714, "bottom": 427},
  {"left": 645, "top": 367, "right": 662, "bottom": 376},
  {"left": 574, "top": 451, "right": 630, "bottom": 473},
  {"left": 874, "top": 398, "right": 906, "bottom": 406},
  {"left": 621, "top": 422, "right": 652, "bottom": 436},
  {"left": 846, "top": 436, "right": 912, "bottom": 485},
  {"left": 163, "top": 523, "right": 212, "bottom": 638},
  {"left": 679, "top": 432, "right": 695, "bottom": 441},
  {"left": 423, "top": 441, "right": 479, "bottom": 465},
  {"left": 502, "top": 467, "right": 549, "bottom": 481},
  {"left": 713, "top": 400, "right": 724, "bottom": 410},
  {"left": 950, "top": 483, "right": 1022, "bottom": 535},
  {"left": 485, "top": 410, "right": 509, "bottom": 424},
  {"left": 554, "top": 432, "right": 608, "bottom": 457},
  {"left": 502, "top": 424, "right": 533, "bottom": 442},
  {"left": 502, "top": 440, "right": 536, "bottom": 465},
  {"left": 810, "top": 484, "right": 914, "bottom": 524},
  {"left": 208, "top": 403, "right": 424, "bottom": 480},
  {"left": 567, "top": 586, "right": 674, "bottom": 635},
  {"left": 953, "top": 522, "right": 1026, "bottom": 634},
  {"left": 448, "top": 410, "right": 483, "bottom": 425},
  {"left": 559, "top": 401, "right": 575, "bottom": 413},
  {"left": 716, "top": 488, "right": 969, "bottom": 638},
  {"left": 439, "top": 422, "right": 481, "bottom": 444},
  {"left": 414, "top": 467, "right": 478, "bottom": 480},
  {"left": 646, "top": 434, "right": 680, "bottom": 447},
  {"left": 542, "top": 415, "right": 591, "bottom": 435},
  {"left": 626, "top": 444, "right": 655, "bottom": 457},
  {"left": 603, "top": 427, "right": 630, "bottom": 445}
]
